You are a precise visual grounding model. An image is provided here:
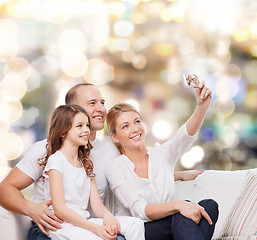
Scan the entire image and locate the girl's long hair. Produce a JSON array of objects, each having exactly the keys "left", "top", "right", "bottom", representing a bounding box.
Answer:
[{"left": 38, "top": 104, "right": 94, "bottom": 177}]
